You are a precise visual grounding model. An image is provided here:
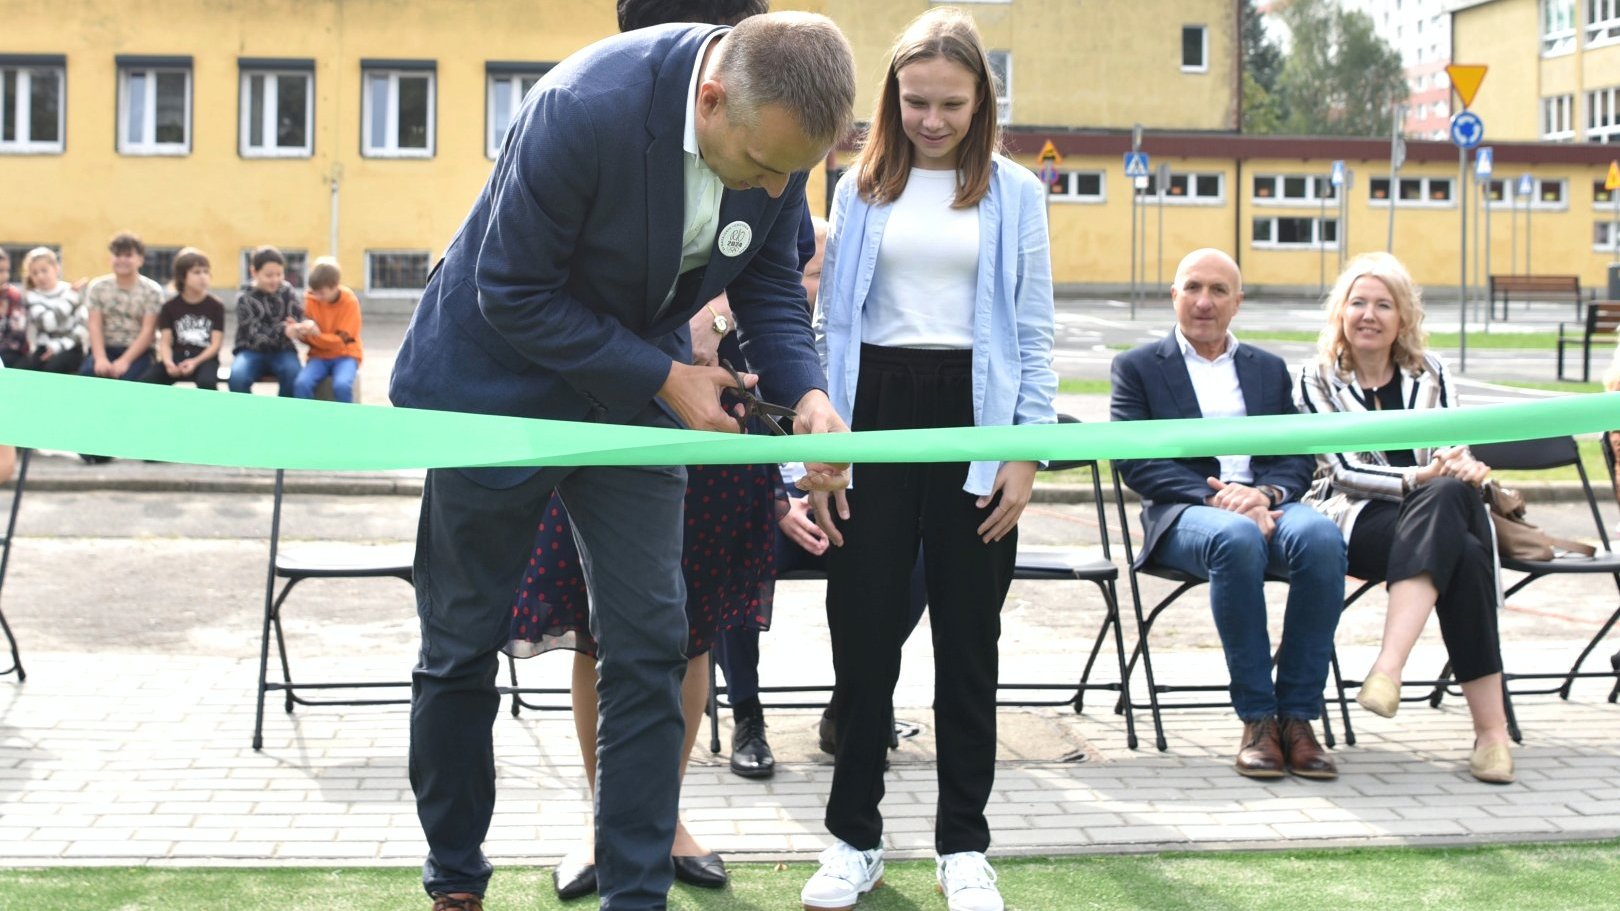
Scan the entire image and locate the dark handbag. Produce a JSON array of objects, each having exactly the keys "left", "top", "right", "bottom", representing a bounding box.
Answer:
[{"left": 1481, "top": 482, "right": 1596, "bottom": 562}]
